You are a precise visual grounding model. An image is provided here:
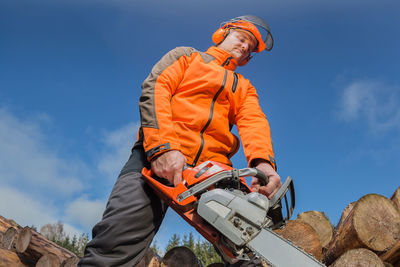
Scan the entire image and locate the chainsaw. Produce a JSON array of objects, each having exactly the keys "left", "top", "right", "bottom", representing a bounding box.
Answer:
[{"left": 142, "top": 160, "right": 325, "bottom": 266}]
